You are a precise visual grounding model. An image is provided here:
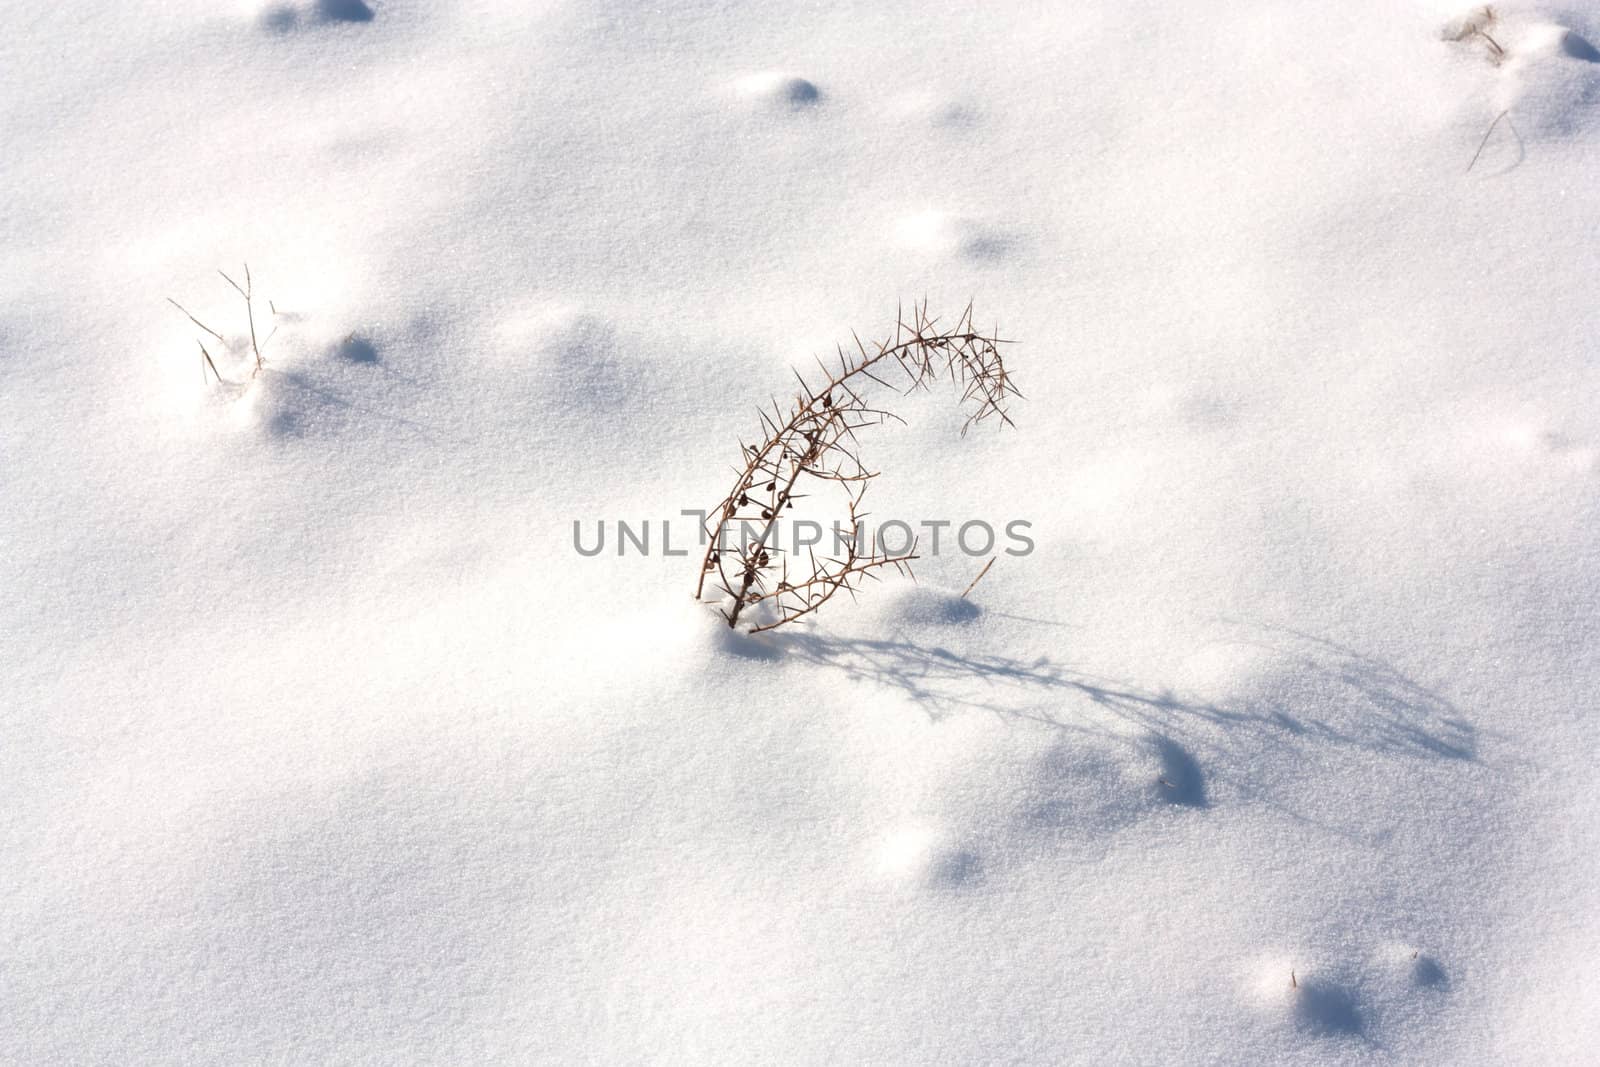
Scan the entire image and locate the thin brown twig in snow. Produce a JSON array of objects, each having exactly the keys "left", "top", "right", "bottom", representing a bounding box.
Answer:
[
  {"left": 166, "top": 298, "right": 226, "bottom": 345},
  {"left": 1466, "top": 109, "right": 1511, "bottom": 173},
  {"left": 197, "top": 341, "right": 225, "bottom": 385},
  {"left": 218, "top": 264, "right": 264, "bottom": 375},
  {"left": 961, "top": 555, "right": 997, "bottom": 600}
]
